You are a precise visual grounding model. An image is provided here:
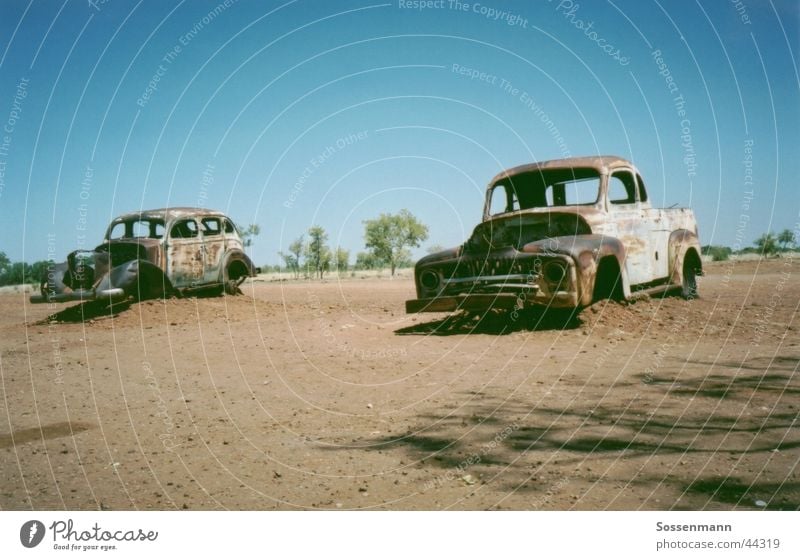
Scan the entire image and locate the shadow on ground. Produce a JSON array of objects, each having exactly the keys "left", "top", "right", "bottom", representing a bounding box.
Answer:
[
  {"left": 395, "top": 307, "right": 583, "bottom": 336},
  {"left": 321, "top": 383, "right": 800, "bottom": 507},
  {"left": 635, "top": 355, "right": 800, "bottom": 399},
  {"left": 0, "top": 421, "right": 94, "bottom": 448},
  {"left": 683, "top": 477, "right": 800, "bottom": 511},
  {"left": 37, "top": 301, "right": 132, "bottom": 324}
]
